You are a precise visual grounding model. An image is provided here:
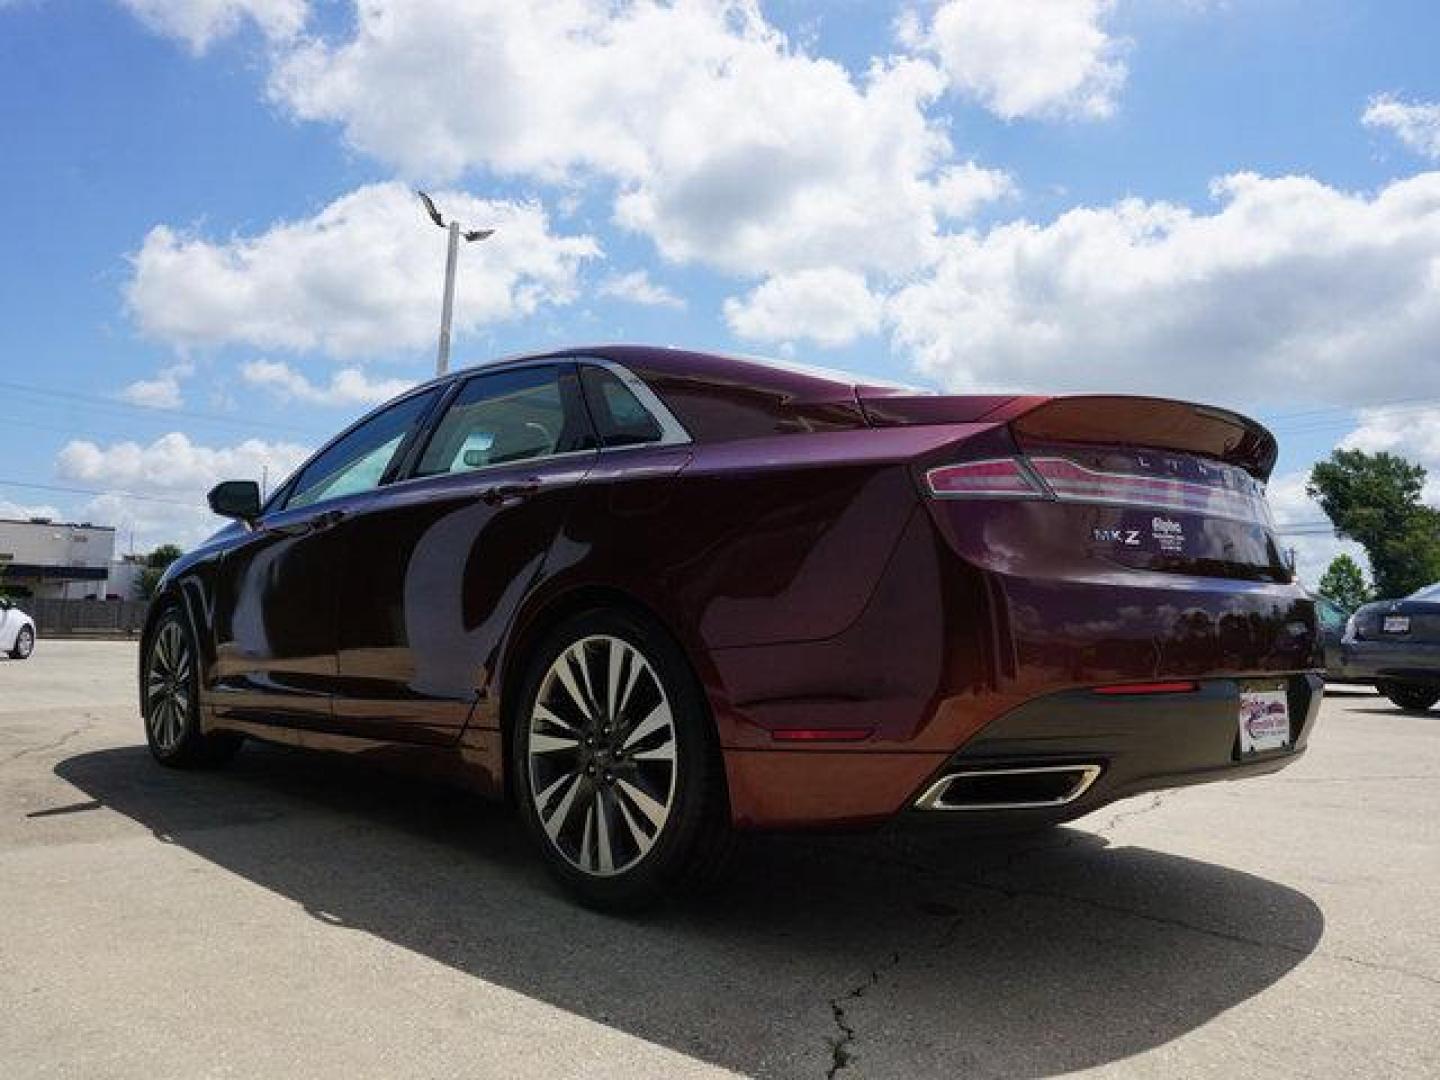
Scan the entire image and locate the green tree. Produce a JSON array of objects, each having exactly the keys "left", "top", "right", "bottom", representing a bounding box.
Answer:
[
  {"left": 1316, "top": 553, "right": 1370, "bottom": 612},
  {"left": 1307, "top": 449, "right": 1440, "bottom": 598},
  {"left": 137, "top": 544, "right": 184, "bottom": 600}
]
